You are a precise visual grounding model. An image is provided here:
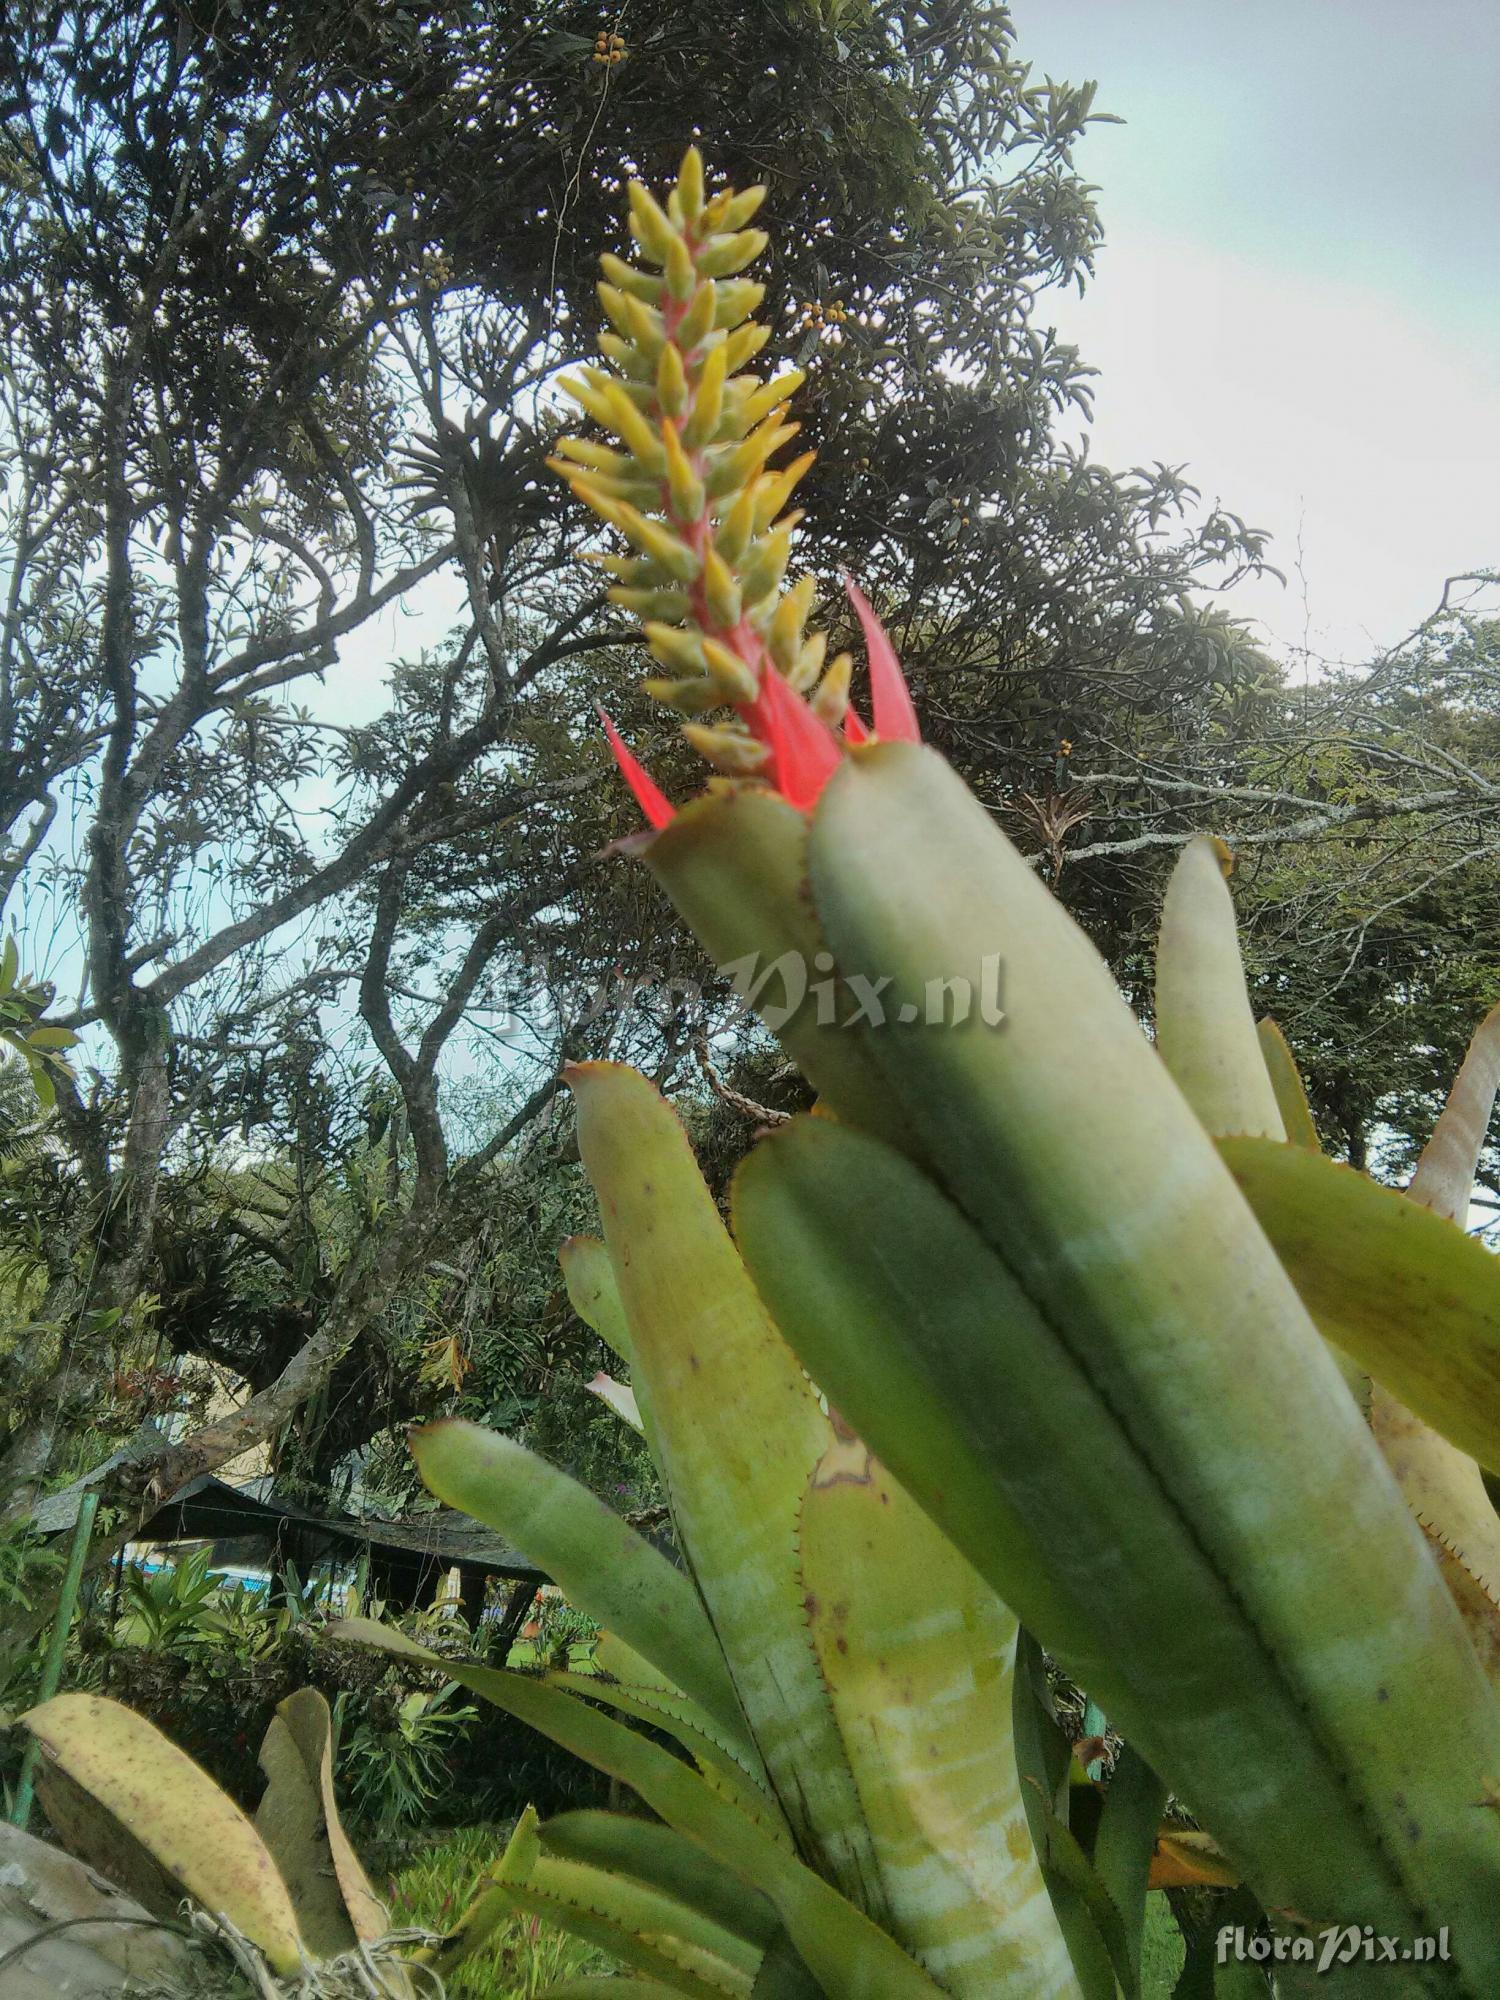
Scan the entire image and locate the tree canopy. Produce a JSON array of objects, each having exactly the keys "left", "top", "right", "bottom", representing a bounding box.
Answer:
[{"left": 0, "top": 0, "right": 1492, "bottom": 1571}]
